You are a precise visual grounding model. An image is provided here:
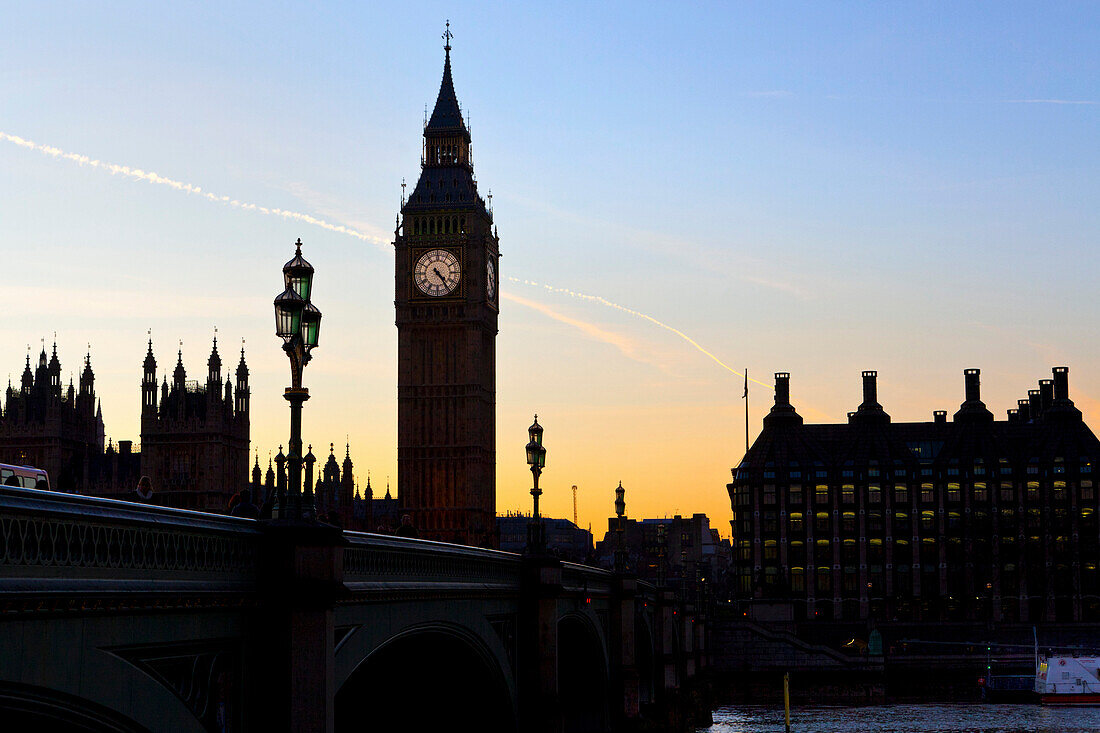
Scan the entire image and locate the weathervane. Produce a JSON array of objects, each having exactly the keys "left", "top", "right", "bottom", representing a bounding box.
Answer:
[{"left": 443, "top": 20, "right": 453, "bottom": 52}]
